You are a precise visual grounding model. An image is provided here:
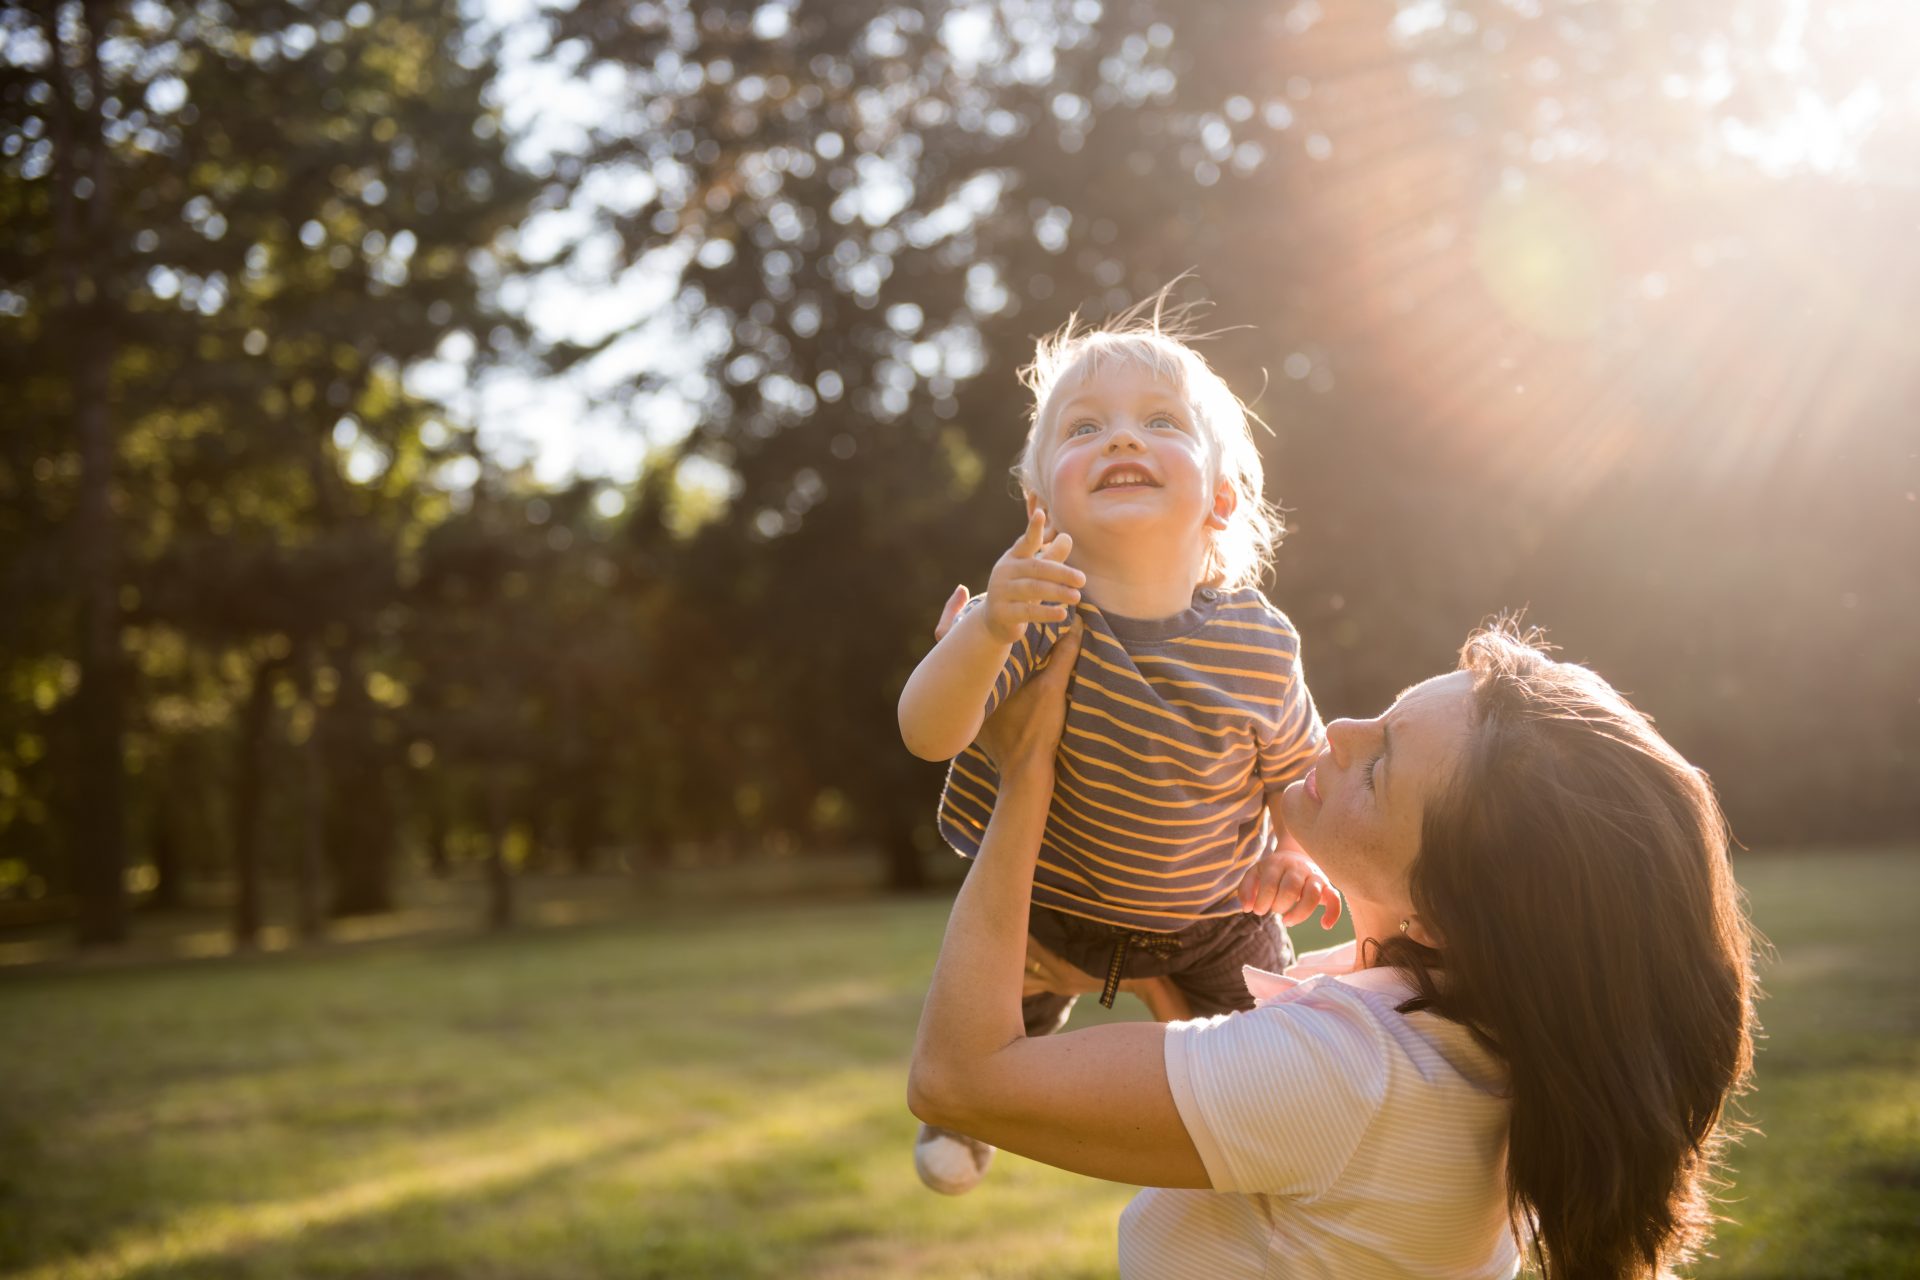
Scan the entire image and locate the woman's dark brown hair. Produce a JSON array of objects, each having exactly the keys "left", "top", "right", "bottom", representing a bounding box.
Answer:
[{"left": 1379, "top": 621, "right": 1758, "bottom": 1280}]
